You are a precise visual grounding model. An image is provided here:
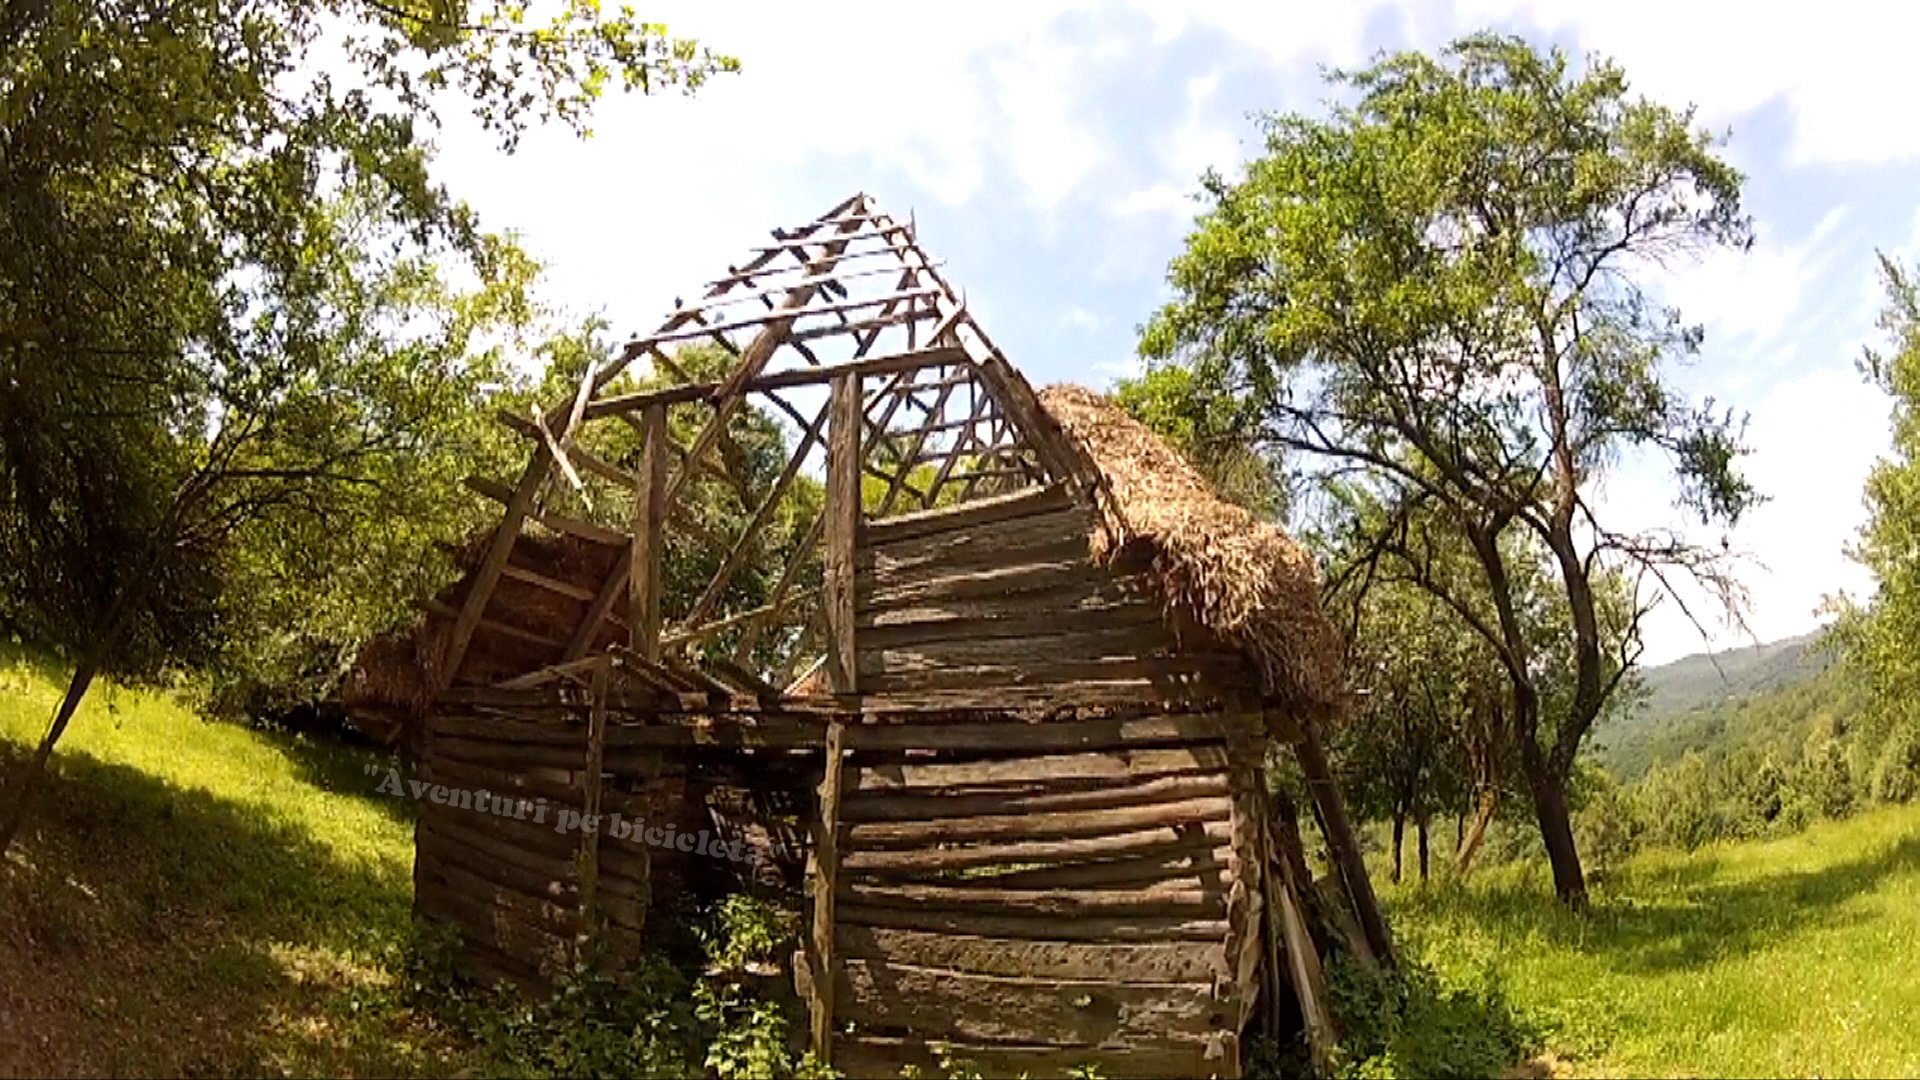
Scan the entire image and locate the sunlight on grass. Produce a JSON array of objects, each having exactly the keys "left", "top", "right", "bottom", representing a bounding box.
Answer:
[
  {"left": 0, "top": 647, "right": 451, "bottom": 1076},
  {"left": 1389, "top": 805, "right": 1920, "bottom": 1078},
  {"left": 0, "top": 650, "right": 410, "bottom": 880}
]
